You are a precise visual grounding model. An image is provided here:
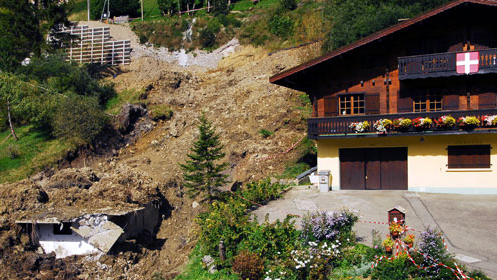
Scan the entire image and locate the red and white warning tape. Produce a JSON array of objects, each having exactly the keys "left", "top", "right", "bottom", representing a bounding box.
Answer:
[
  {"left": 255, "top": 134, "right": 307, "bottom": 162},
  {"left": 373, "top": 239, "right": 472, "bottom": 280}
]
